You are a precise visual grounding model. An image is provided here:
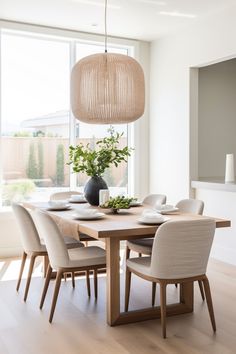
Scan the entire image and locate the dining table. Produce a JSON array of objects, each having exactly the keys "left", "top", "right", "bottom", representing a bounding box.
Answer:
[{"left": 24, "top": 201, "right": 231, "bottom": 326}]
